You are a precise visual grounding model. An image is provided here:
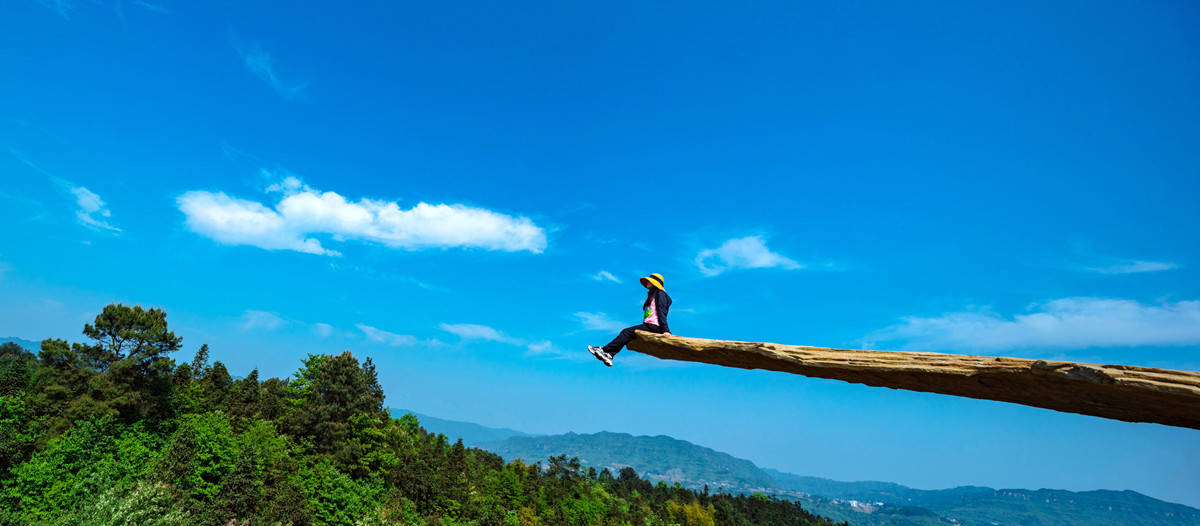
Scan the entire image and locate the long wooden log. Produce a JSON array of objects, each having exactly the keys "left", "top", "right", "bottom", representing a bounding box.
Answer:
[{"left": 626, "top": 331, "right": 1200, "bottom": 430}]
